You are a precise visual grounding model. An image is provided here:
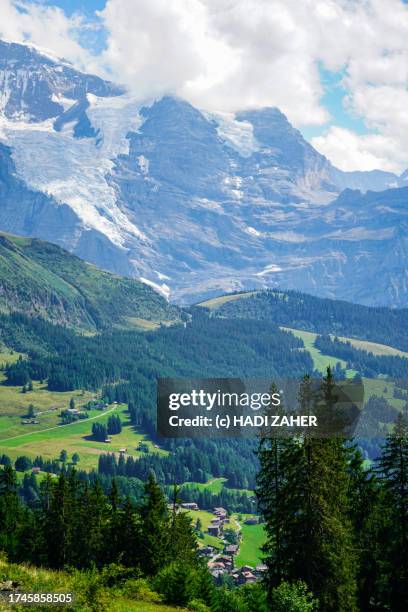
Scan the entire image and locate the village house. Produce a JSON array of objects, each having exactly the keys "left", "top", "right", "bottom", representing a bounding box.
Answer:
[
  {"left": 254, "top": 564, "right": 268, "bottom": 578},
  {"left": 67, "top": 408, "right": 80, "bottom": 415},
  {"left": 198, "top": 546, "right": 215, "bottom": 557},
  {"left": 231, "top": 566, "right": 258, "bottom": 585},
  {"left": 244, "top": 516, "right": 259, "bottom": 525},
  {"left": 180, "top": 502, "right": 199, "bottom": 511},
  {"left": 216, "top": 555, "right": 233, "bottom": 570},
  {"left": 224, "top": 544, "right": 239, "bottom": 555},
  {"left": 238, "top": 571, "right": 257, "bottom": 585},
  {"left": 208, "top": 561, "right": 226, "bottom": 574},
  {"left": 207, "top": 525, "right": 221, "bottom": 537}
]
